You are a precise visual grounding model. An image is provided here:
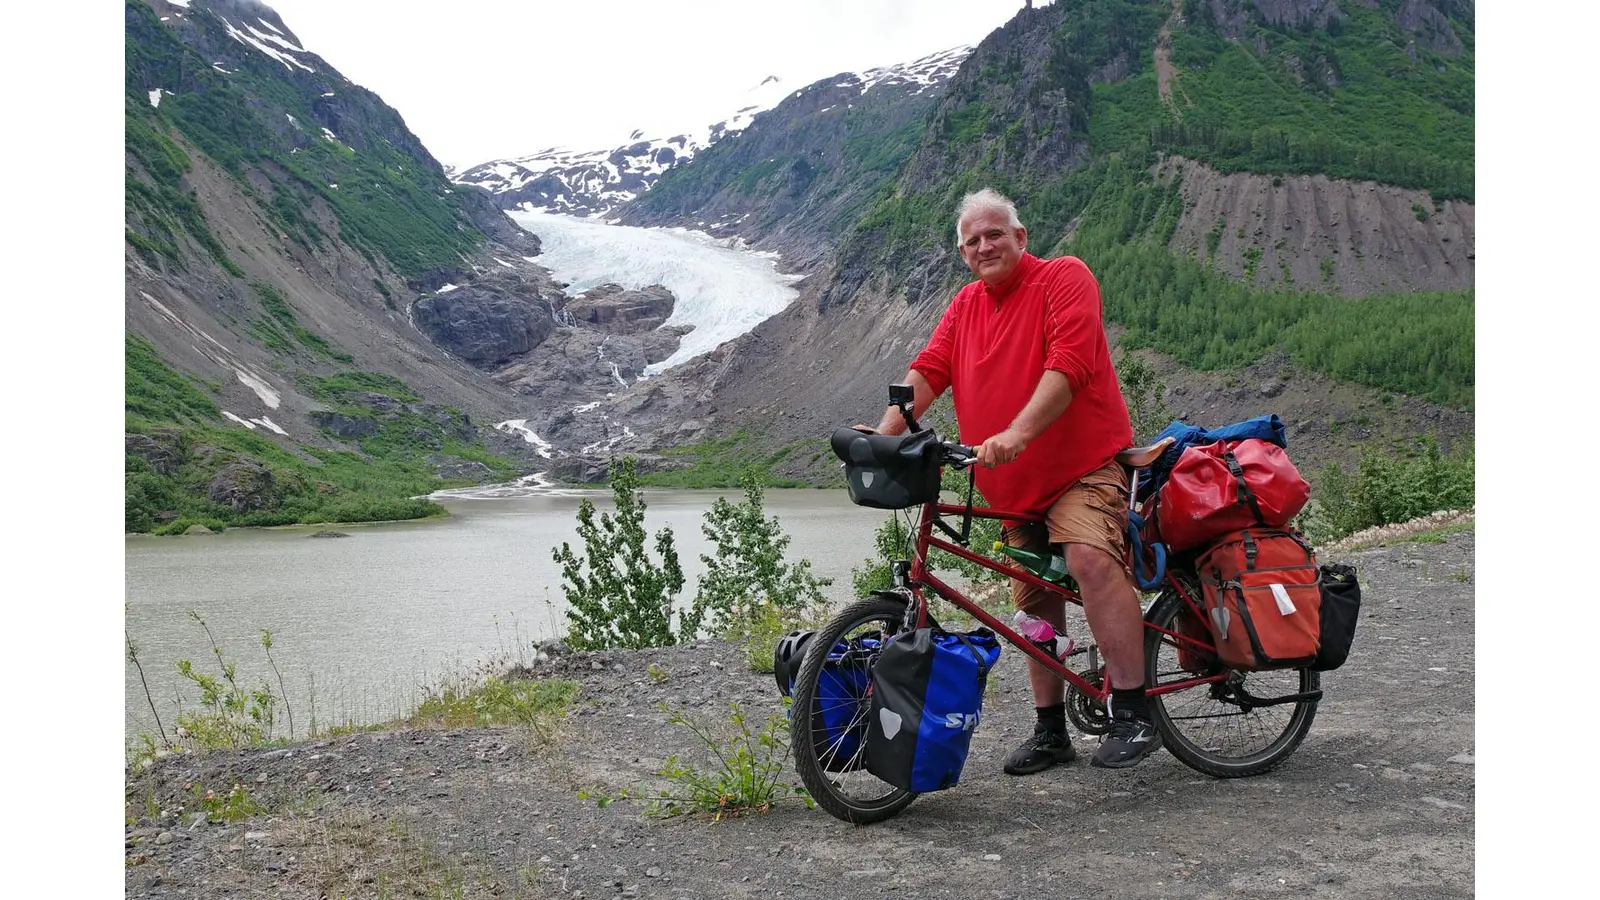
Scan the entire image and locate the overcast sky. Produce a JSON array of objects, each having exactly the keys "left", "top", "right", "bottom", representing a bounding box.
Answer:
[{"left": 258, "top": 0, "right": 1048, "bottom": 169}]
